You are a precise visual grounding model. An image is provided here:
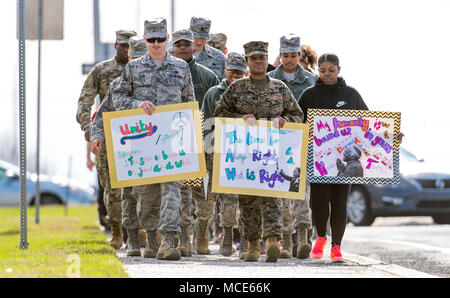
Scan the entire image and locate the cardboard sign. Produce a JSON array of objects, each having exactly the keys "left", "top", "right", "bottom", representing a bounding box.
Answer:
[
  {"left": 103, "top": 102, "right": 206, "bottom": 188},
  {"left": 306, "top": 109, "right": 401, "bottom": 185},
  {"left": 212, "top": 118, "right": 309, "bottom": 200}
]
